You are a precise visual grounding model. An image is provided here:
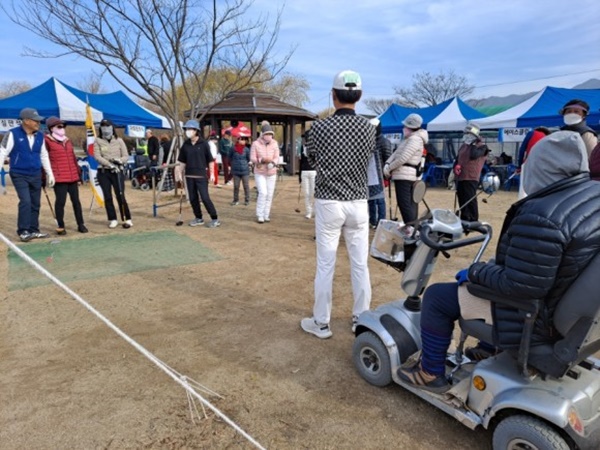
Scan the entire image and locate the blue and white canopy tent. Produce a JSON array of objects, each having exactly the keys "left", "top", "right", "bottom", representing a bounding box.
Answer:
[
  {"left": 0, "top": 78, "right": 103, "bottom": 131},
  {"left": 0, "top": 77, "right": 171, "bottom": 130},
  {"left": 471, "top": 86, "right": 600, "bottom": 130},
  {"left": 379, "top": 97, "right": 487, "bottom": 134},
  {"left": 63, "top": 82, "right": 171, "bottom": 129}
]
